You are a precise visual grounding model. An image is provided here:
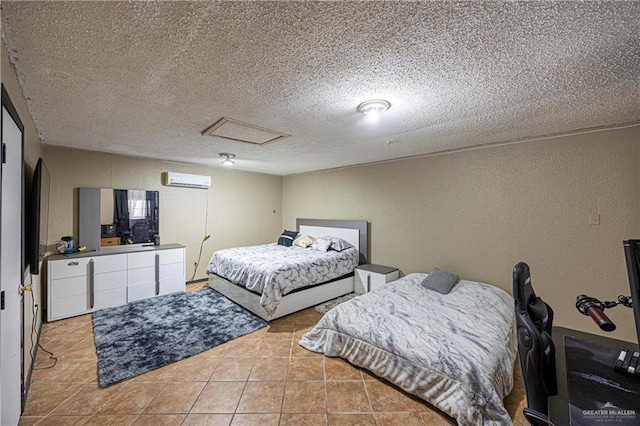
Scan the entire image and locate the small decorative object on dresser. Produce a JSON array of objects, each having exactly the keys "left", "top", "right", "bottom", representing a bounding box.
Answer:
[{"left": 355, "top": 264, "right": 399, "bottom": 294}]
